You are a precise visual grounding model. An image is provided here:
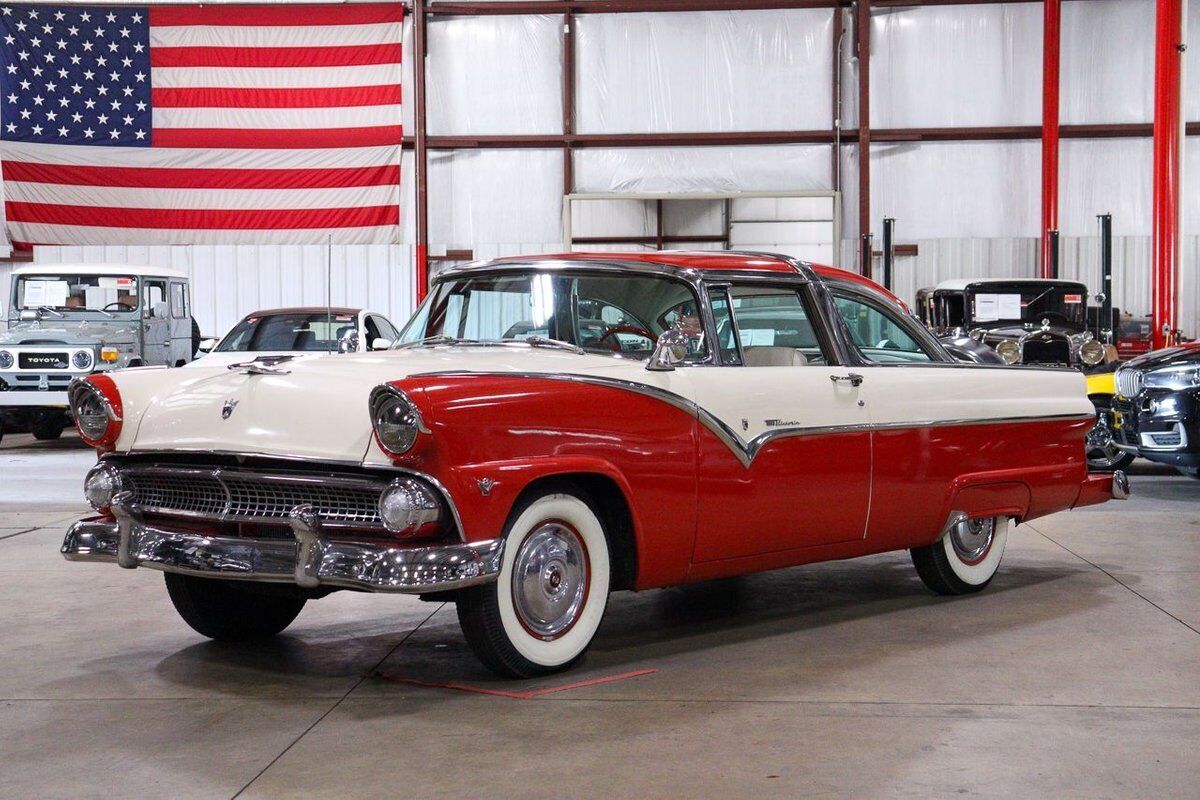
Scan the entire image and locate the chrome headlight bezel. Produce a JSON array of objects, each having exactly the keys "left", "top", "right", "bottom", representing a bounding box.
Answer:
[
  {"left": 72, "top": 349, "right": 94, "bottom": 370},
  {"left": 377, "top": 477, "right": 442, "bottom": 534},
  {"left": 1079, "top": 339, "right": 1105, "bottom": 366},
  {"left": 0, "top": 350, "right": 12, "bottom": 370},
  {"left": 995, "top": 339, "right": 1020, "bottom": 365},
  {"left": 84, "top": 463, "right": 123, "bottom": 512},
  {"left": 369, "top": 384, "right": 429, "bottom": 456},
  {"left": 1142, "top": 364, "right": 1200, "bottom": 391},
  {"left": 68, "top": 377, "right": 122, "bottom": 447}
]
